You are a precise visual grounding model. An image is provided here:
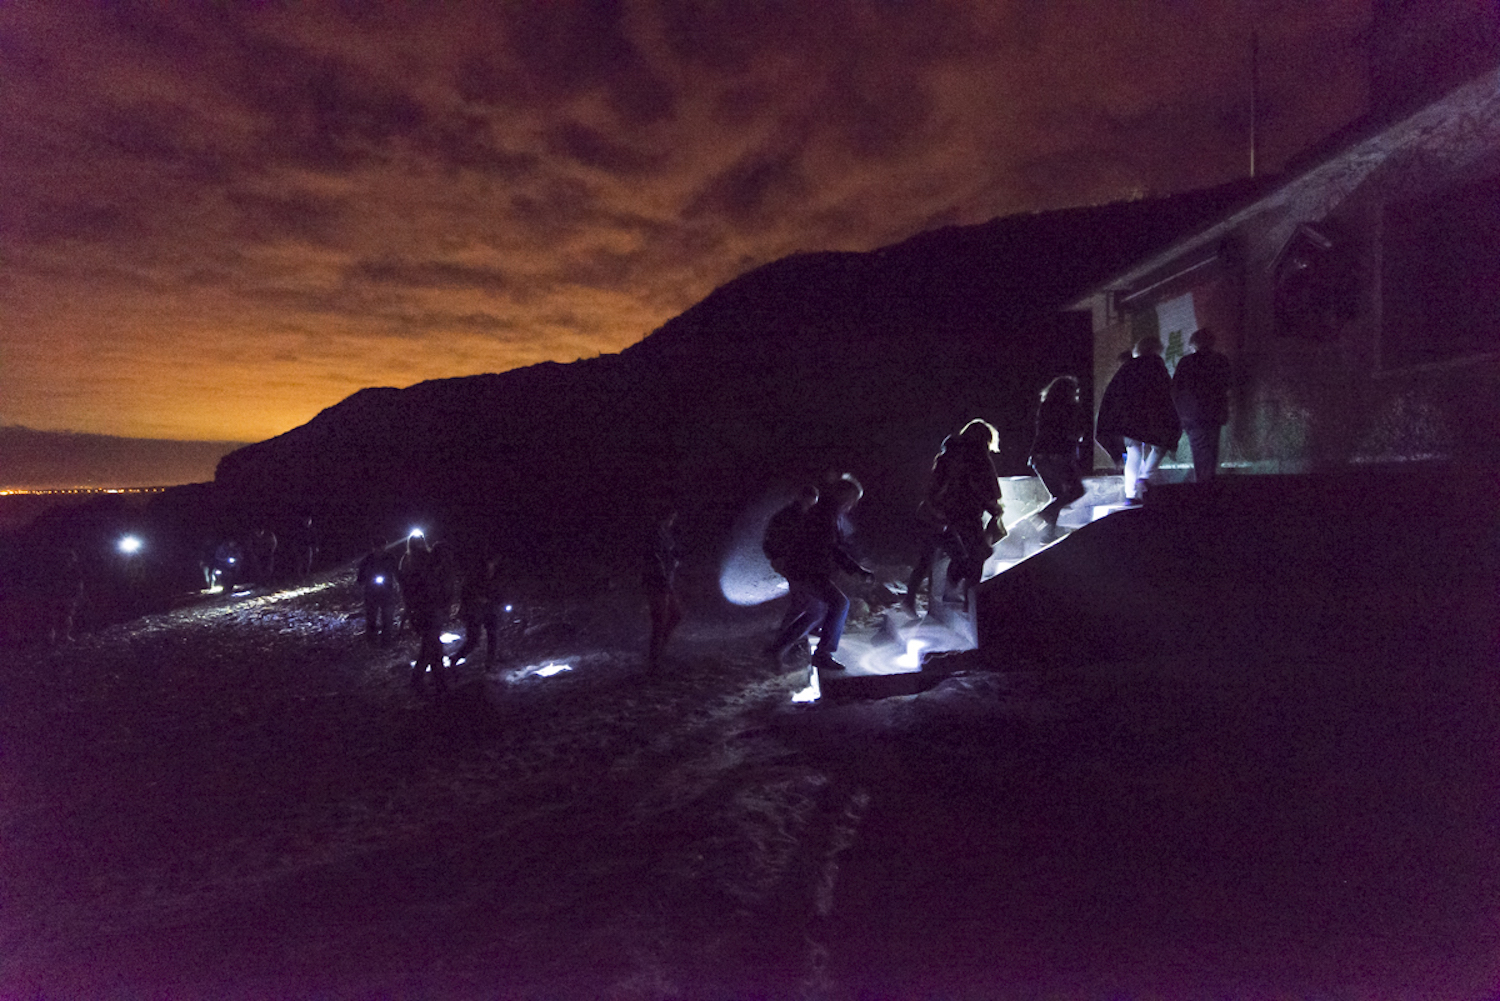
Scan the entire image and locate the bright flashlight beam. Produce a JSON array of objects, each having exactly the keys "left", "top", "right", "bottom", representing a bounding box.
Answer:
[
  {"left": 118, "top": 535, "right": 143, "bottom": 555},
  {"left": 408, "top": 527, "right": 425, "bottom": 538}
]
